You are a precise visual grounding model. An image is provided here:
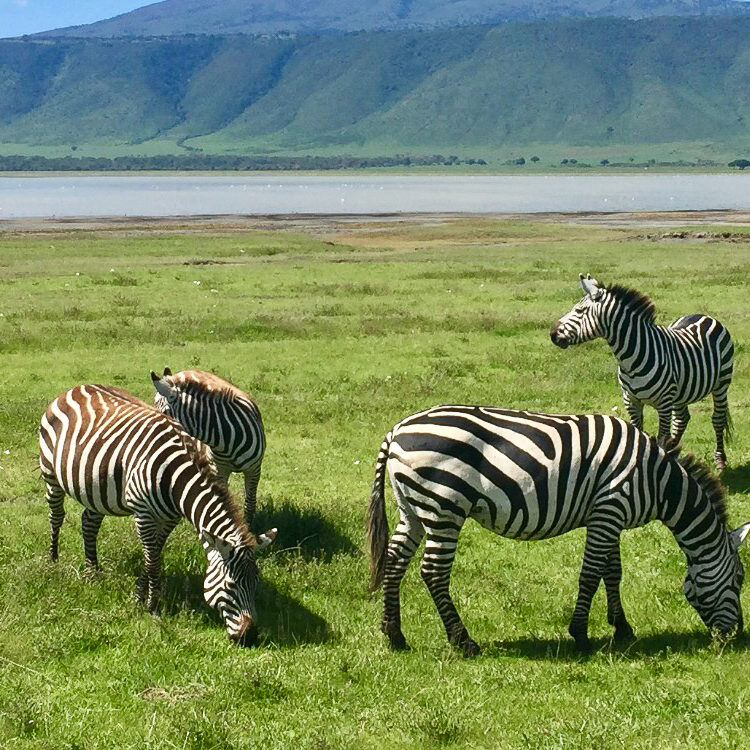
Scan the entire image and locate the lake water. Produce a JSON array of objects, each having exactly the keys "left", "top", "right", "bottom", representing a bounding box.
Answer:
[{"left": 0, "top": 174, "right": 748, "bottom": 218}]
